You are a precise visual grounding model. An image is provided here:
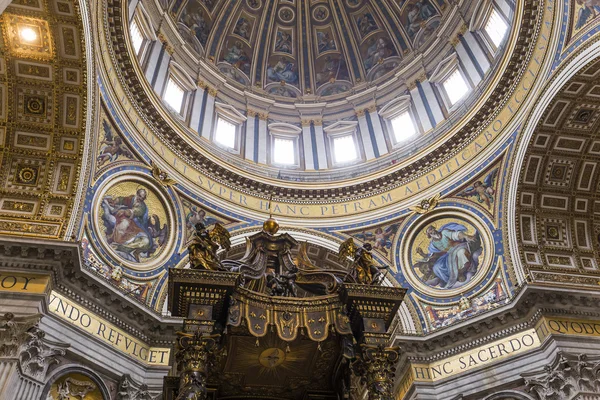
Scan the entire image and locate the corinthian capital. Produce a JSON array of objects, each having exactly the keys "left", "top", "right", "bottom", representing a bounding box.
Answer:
[
  {"left": 175, "top": 332, "right": 222, "bottom": 400},
  {"left": 354, "top": 344, "right": 400, "bottom": 400}
]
